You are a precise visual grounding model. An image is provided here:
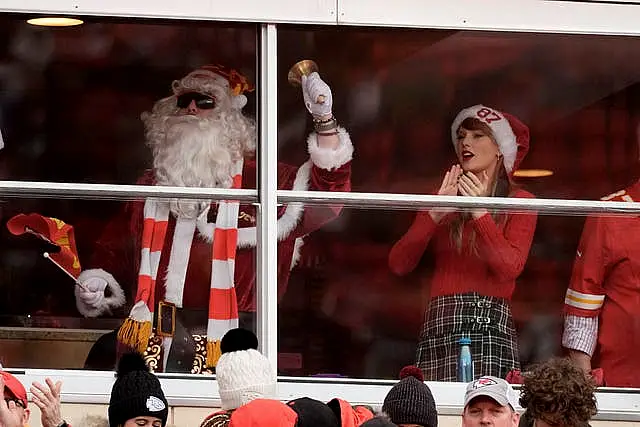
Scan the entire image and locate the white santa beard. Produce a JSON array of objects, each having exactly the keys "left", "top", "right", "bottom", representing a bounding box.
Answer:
[{"left": 153, "top": 115, "right": 241, "bottom": 219}]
